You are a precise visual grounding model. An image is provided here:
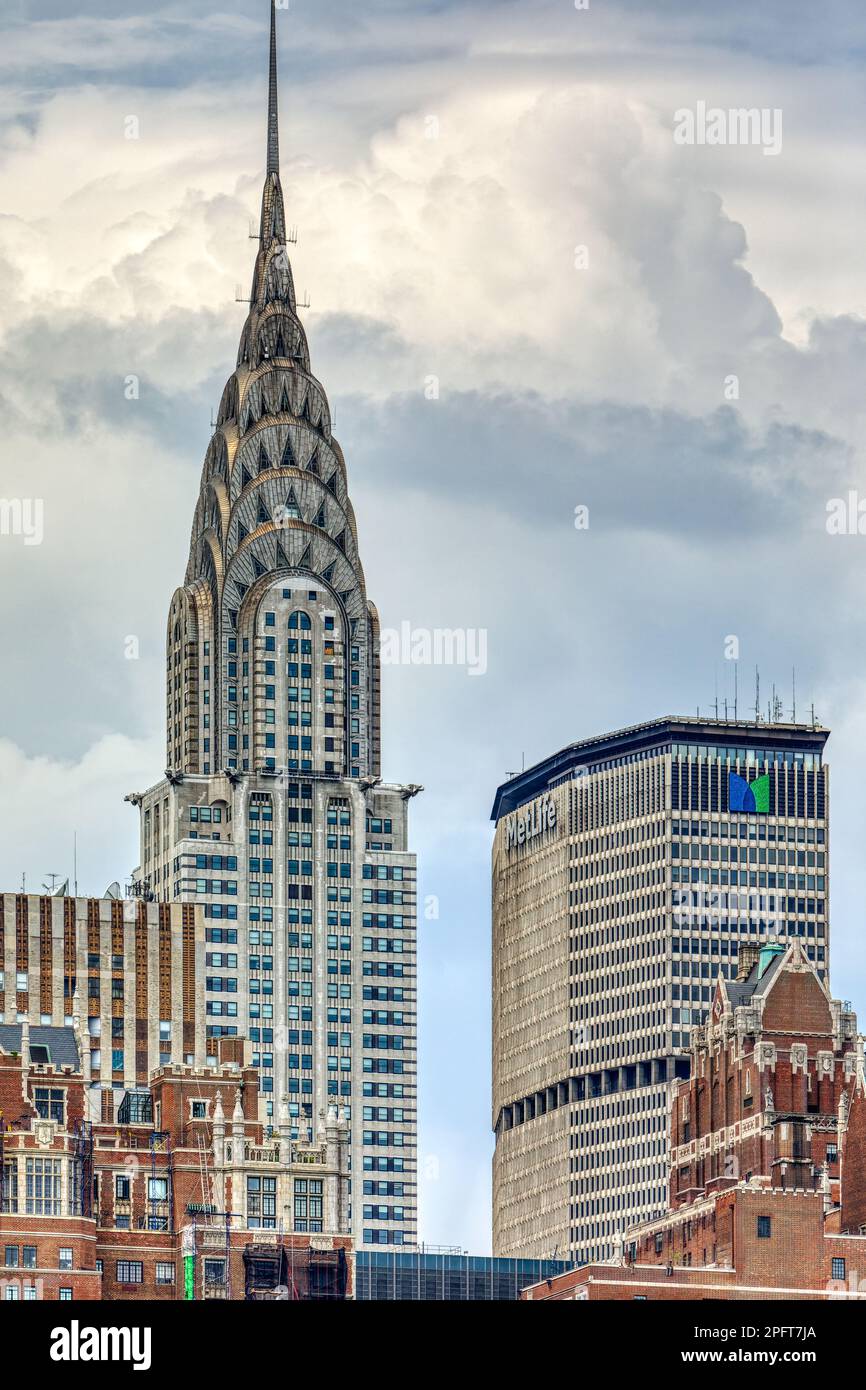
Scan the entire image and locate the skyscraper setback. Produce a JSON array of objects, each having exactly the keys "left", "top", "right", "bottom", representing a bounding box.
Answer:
[
  {"left": 129, "top": 2, "right": 419, "bottom": 1253},
  {"left": 491, "top": 715, "right": 829, "bottom": 1265}
]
